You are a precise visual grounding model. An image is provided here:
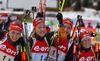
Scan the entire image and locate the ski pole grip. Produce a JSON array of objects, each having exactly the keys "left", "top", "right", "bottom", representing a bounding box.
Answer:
[
  {"left": 28, "top": 11, "right": 31, "bottom": 16},
  {"left": 26, "top": 10, "right": 29, "bottom": 14},
  {"left": 25, "top": 10, "right": 31, "bottom": 16},
  {"left": 32, "top": 6, "right": 36, "bottom": 12}
]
